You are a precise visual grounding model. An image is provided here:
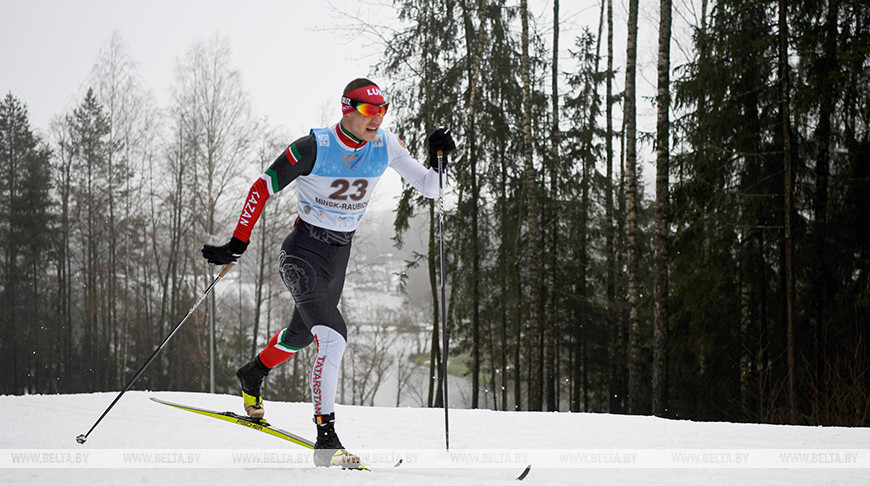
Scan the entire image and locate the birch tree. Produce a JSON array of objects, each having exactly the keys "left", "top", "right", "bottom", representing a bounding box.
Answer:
[
  {"left": 623, "top": 0, "right": 642, "bottom": 414},
  {"left": 88, "top": 32, "right": 157, "bottom": 387},
  {"left": 172, "top": 34, "right": 255, "bottom": 391}
]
